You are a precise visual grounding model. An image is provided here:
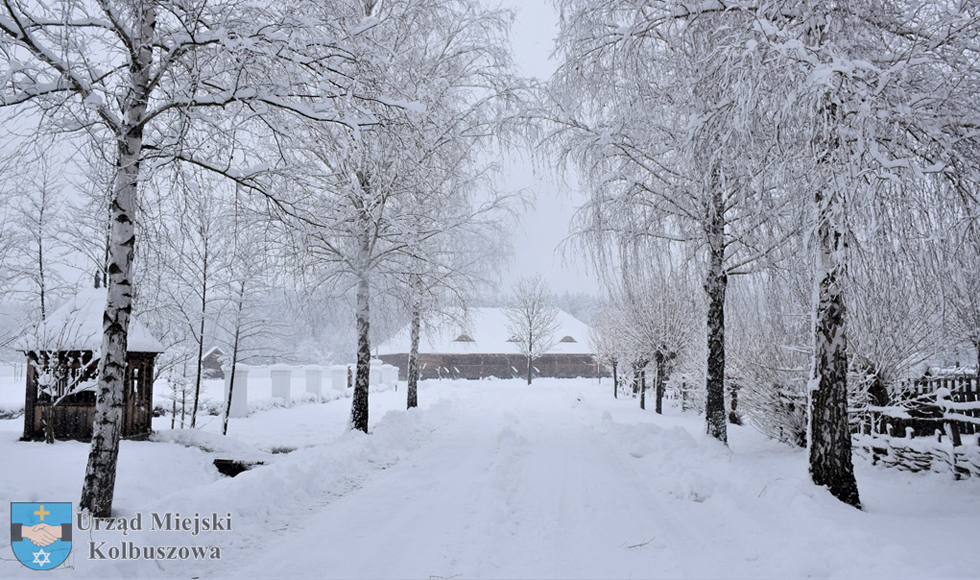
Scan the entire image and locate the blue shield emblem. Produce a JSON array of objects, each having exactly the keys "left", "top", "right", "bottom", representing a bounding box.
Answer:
[{"left": 10, "top": 502, "right": 72, "bottom": 570}]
